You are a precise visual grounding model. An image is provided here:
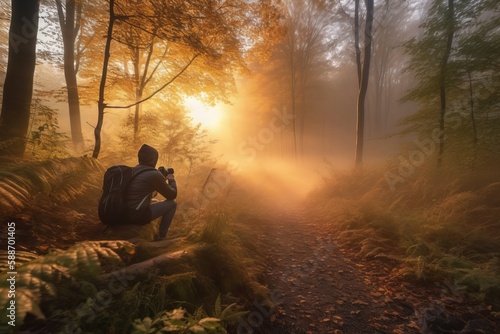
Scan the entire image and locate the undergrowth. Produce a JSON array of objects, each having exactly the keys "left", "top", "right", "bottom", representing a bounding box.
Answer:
[
  {"left": 0, "top": 159, "right": 266, "bottom": 333},
  {"left": 309, "top": 165, "right": 500, "bottom": 309},
  {"left": 0, "top": 157, "right": 104, "bottom": 214},
  {"left": 0, "top": 205, "right": 256, "bottom": 333}
]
